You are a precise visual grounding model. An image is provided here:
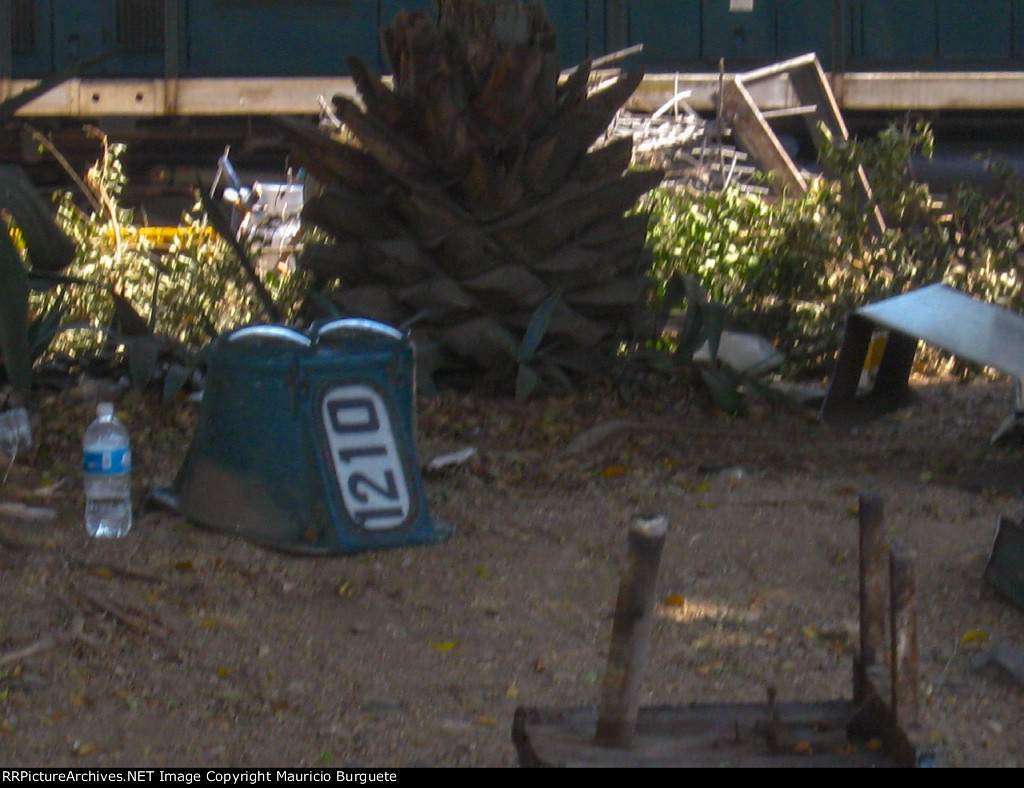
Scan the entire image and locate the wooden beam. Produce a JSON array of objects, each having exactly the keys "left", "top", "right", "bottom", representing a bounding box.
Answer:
[{"left": 720, "top": 77, "right": 807, "bottom": 196}]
